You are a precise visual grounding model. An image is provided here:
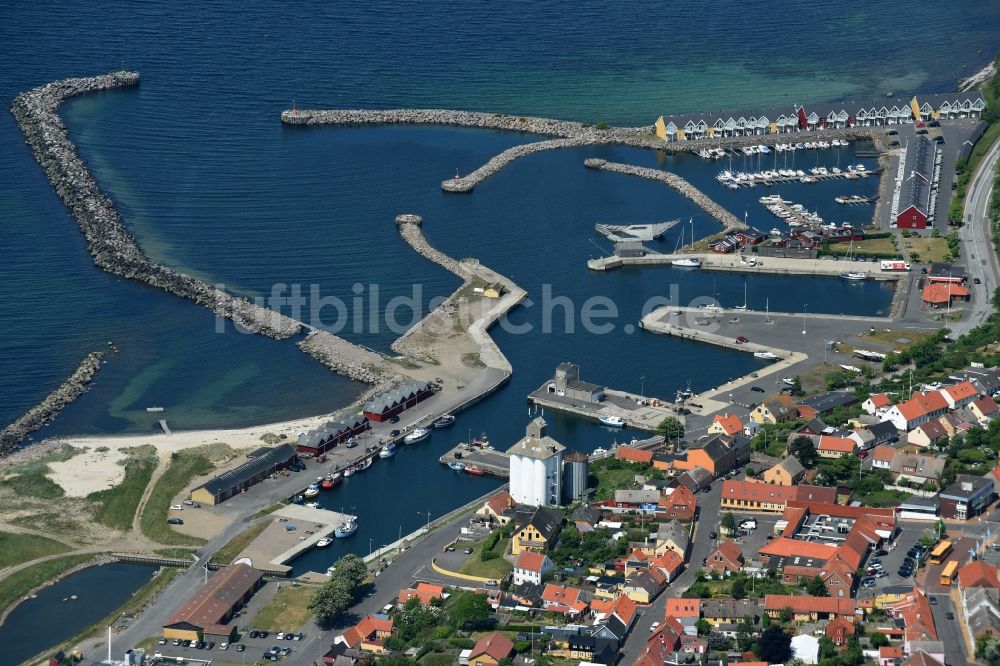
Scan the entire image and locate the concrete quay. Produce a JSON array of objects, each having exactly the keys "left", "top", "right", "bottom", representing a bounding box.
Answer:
[
  {"left": 584, "top": 159, "right": 743, "bottom": 230},
  {"left": 587, "top": 251, "right": 901, "bottom": 280},
  {"left": 438, "top": 444, "right": 511, "bottom": 478},
  {"left": 527, "top": 383, "right": 680, "bottom": 432},
  {"left": 0, "top": 351, "right": 104, "bottom": 456},
  {"left": 235, "top": 504, "right": 355, "bottom": 574}
]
